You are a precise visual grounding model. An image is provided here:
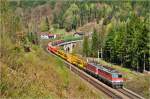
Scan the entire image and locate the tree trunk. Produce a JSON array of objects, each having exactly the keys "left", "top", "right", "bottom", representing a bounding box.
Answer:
[{"left": 101, "top": 48, "right": 103, "bottom": 59}]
